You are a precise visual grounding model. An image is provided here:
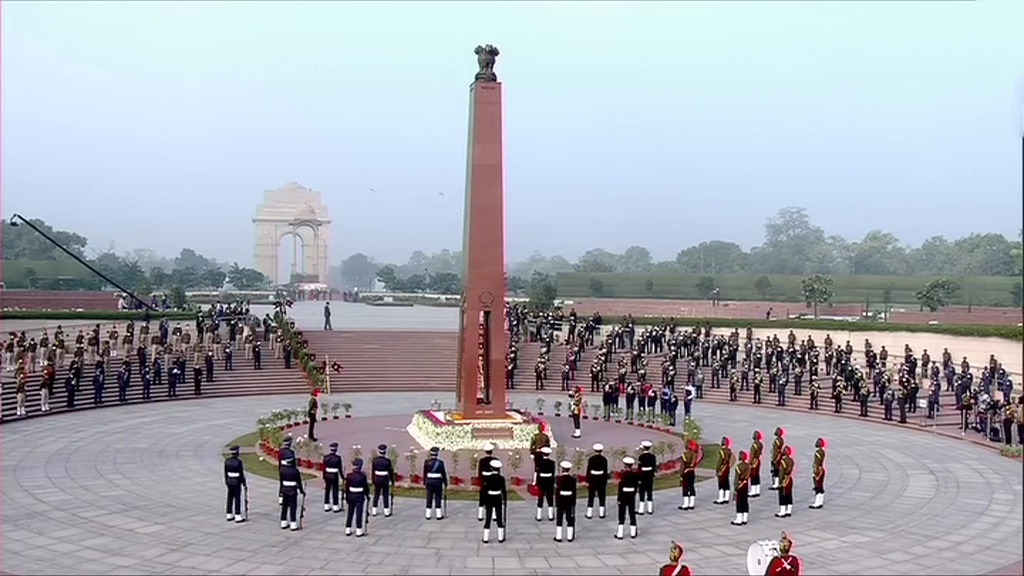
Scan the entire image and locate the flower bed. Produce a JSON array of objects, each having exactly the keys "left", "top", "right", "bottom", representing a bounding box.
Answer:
[{"left": 407, "top": 410, "right": 551, "bottom": 451}]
